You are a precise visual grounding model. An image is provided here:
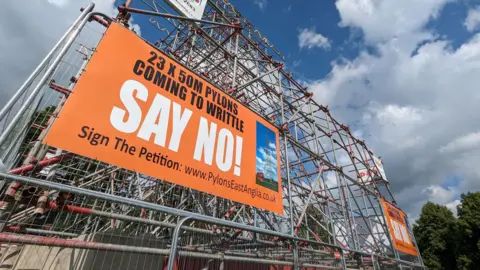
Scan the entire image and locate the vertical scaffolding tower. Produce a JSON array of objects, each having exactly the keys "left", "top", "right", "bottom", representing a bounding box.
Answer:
[{"left": 0, "top": 1, "right": 424, "bottom": 269}]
